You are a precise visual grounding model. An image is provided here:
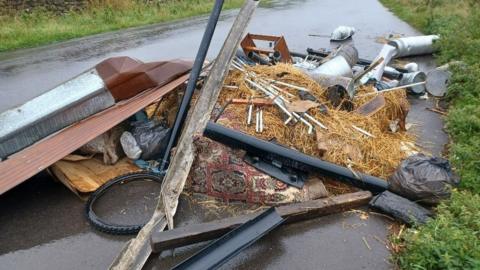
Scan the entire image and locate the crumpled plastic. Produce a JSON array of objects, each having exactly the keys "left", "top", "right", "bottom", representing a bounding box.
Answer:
[
  {"left": 130, "top": 120, "right": 171, "bottom": 161},
  {"left": 389, "top": 153, "right": 460, "bottom": 204}
]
